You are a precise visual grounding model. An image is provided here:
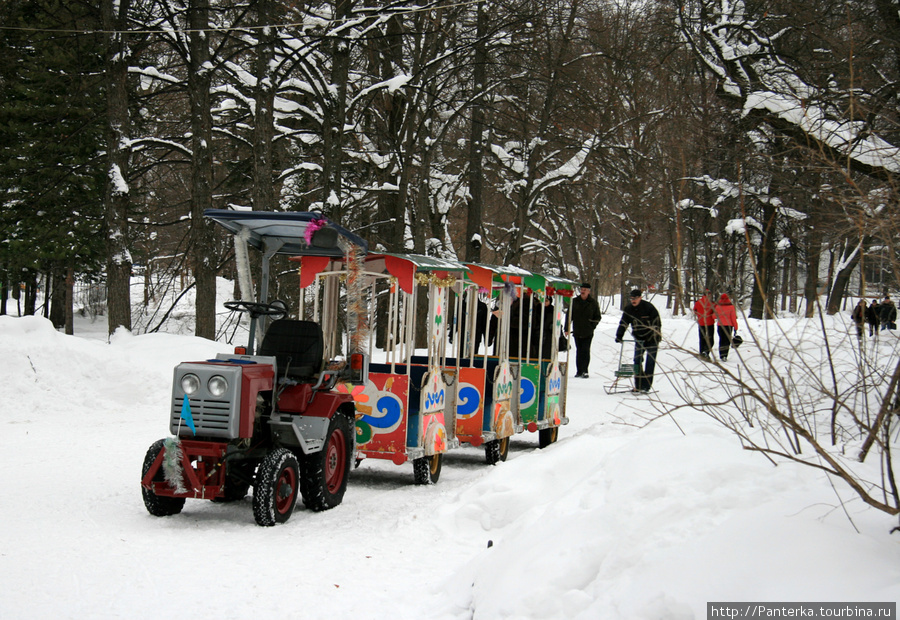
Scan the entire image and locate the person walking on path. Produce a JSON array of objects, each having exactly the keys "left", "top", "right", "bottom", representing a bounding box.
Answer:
[
  {"left": 716, "top": 293, "right": 739, "bottom": 359},
  {"left": 880, "top": 297, "right": 897, "bottom": 331},
  {"left": 851, "top": 299, "right": 867, "bottom": 340},
  {"left": 867, "top": 299, "right": 880, "bottom": 337},
  {"left": 693, "top": 290, "right": 716, "bottom": 359},
  {"left": 615, "top": 289, "right": 661, "bottom": 393},
  {"left": 568, "top": 282, "right": 602, "bottom": 377}
]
